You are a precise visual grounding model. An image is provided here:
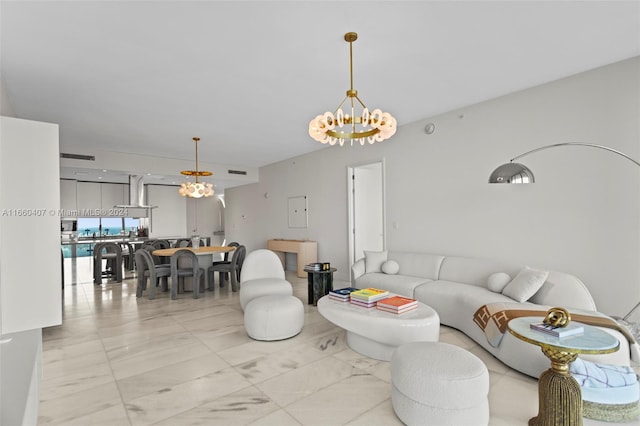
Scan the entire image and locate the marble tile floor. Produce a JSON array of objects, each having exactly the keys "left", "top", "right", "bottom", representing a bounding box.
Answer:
[{"left": 40, "top": 257, "right": 620, "bottom": 425}]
